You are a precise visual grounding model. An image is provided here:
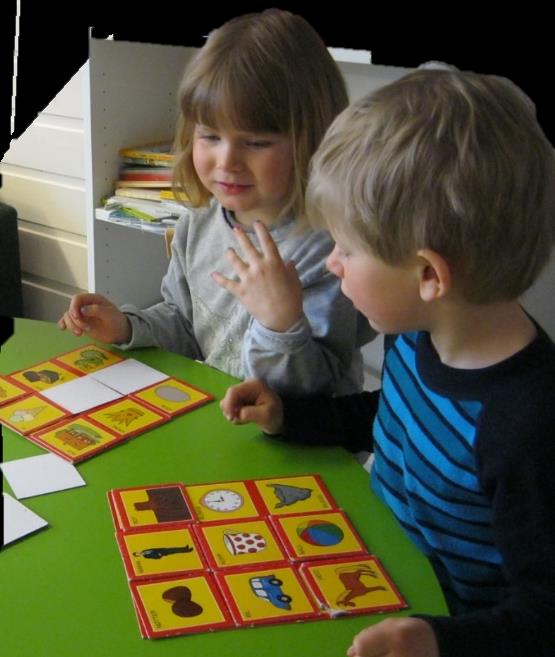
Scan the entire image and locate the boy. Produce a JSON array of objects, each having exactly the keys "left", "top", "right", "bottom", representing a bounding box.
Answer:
[{"left": 220, "top": 69, "right": 555, "bottom": 657}]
